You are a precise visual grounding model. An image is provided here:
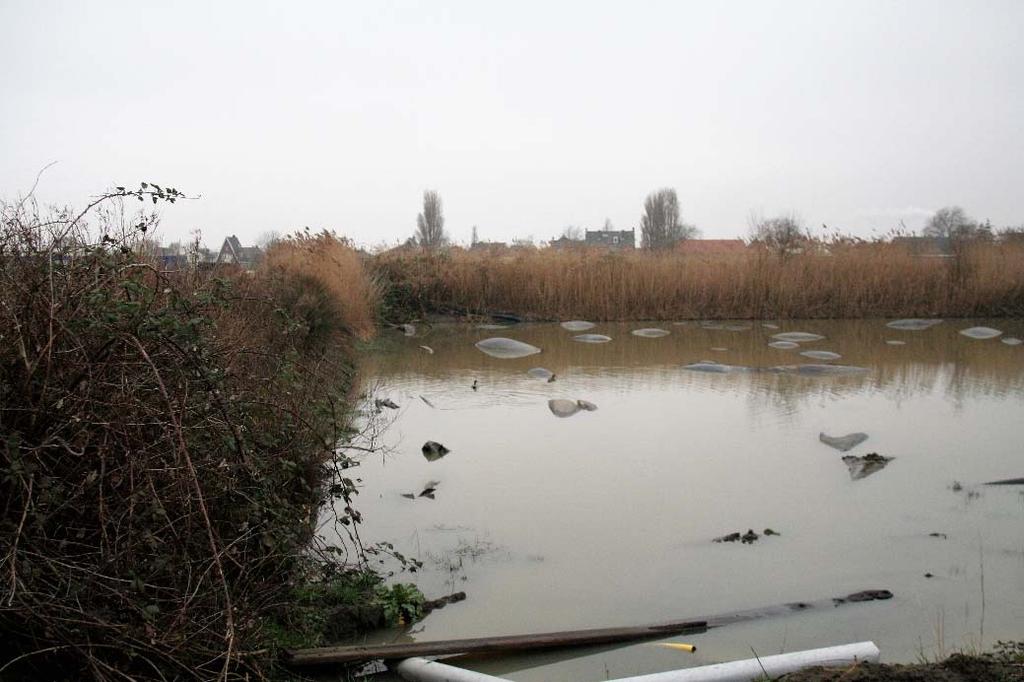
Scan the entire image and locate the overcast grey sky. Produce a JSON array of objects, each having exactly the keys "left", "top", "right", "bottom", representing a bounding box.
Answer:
[{"left": 2, "top": 1, "right": 1022, "bottom": 248}]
